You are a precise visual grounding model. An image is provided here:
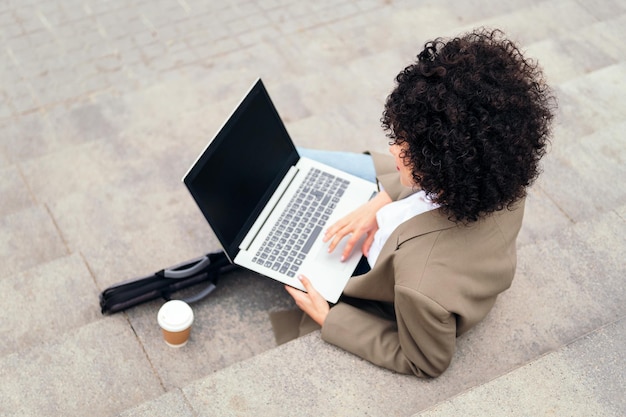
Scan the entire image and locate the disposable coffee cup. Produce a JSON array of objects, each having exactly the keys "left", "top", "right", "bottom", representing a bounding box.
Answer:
[{"left": 157, "top": 300, "right": 194, "bottom": 347}]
